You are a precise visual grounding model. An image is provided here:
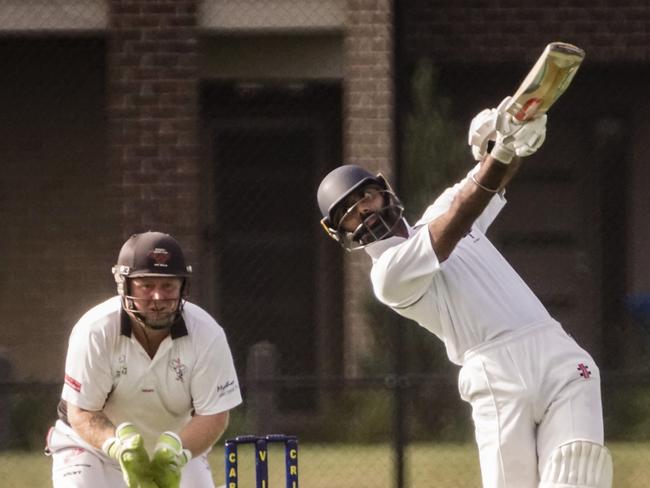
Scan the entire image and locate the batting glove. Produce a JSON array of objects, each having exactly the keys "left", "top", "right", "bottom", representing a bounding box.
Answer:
[
  {"left": 102, "top": 423, "right": 157, "bottom": 488},
  {"left": 510, "top": 113, "right": 547, "bottom": 157},
  {"left": 468, "top": 107, "right": 497, "bottom": 161},
  {"left": 151, "top": 431, "right": 192, "bottom": 488},
  {"left": 468, "top": 96, "right": 527, "bottom": 161},
  {"left": 490, "top": 97, "right": 547, "bottom": 164},
  {"left": 489, "top": 96, "right": 522, "bottom": 164}
]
